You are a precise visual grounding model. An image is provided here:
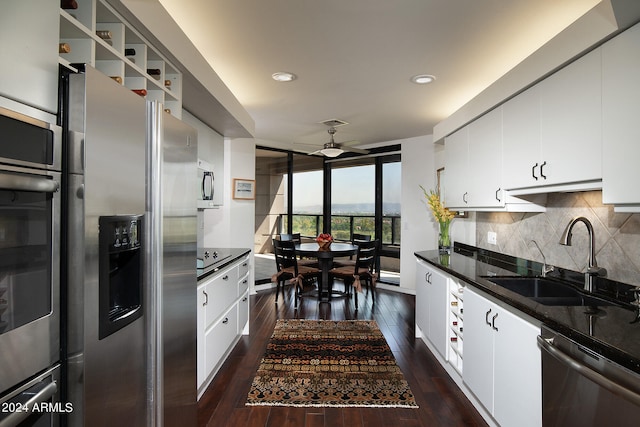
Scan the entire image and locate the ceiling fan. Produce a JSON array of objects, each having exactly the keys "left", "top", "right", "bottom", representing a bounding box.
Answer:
[{"left": 308, "top": 127, "right": 368, "bottom": 158}]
